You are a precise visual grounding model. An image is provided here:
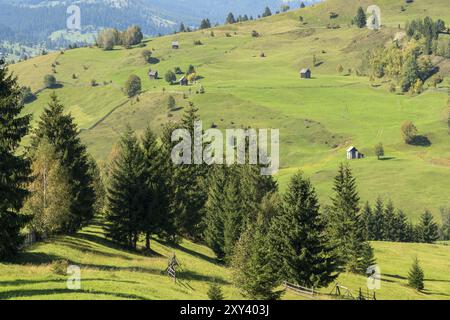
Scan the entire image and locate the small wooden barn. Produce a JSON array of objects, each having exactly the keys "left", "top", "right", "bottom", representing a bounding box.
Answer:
[
  {"left": 179, "top": 76, "right": 188, "bottom": 86},
  {"left": 347, "top": 146, "right": 365, "bottom": 160},
  {"left": 149, "top": 70, "right": 158, "bottom": 80},
  {"left": 300, "top": 68, "right": 311, "bottom": 79},
  {"left": 172, "top": 41, "right": 179, "bottom": 49}
]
